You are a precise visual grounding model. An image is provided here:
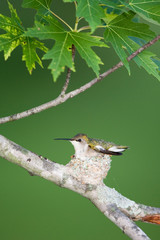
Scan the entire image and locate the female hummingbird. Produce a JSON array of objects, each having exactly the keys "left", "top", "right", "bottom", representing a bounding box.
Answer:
[{"left": 55, "top": 133, "right": 128, "bottom": 158}]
